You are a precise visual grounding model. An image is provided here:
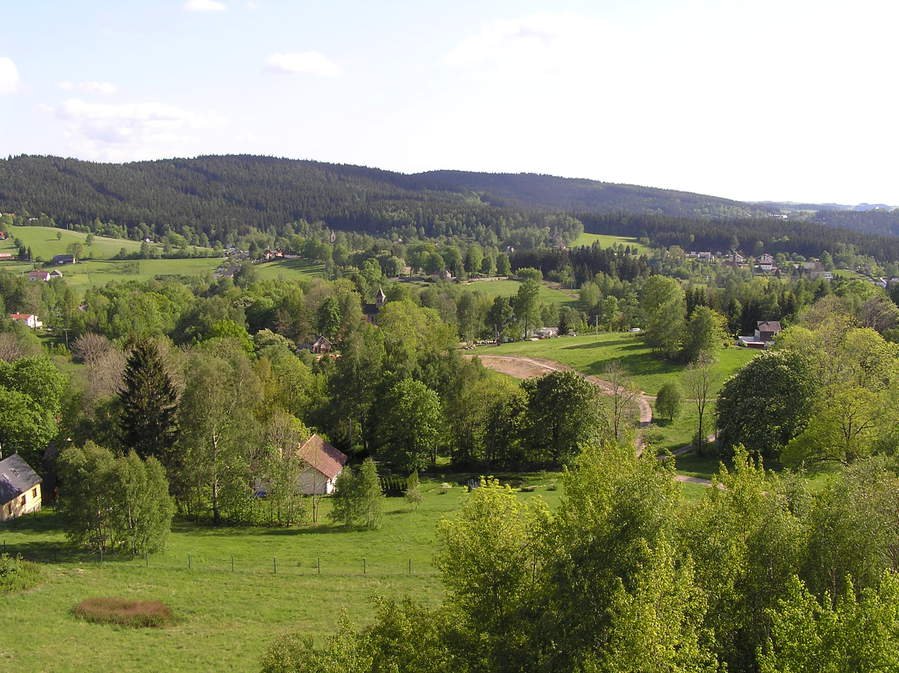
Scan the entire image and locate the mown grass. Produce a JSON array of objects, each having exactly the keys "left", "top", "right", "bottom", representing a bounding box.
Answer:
[
  {"left": 570, "top": 232, "right": 648, "bottom": 252},
  {"left": 474, "top": 332, "right": 757, "bottom": 396},
  {"left": 0, "top": 477, "right": 560, "bottom": 673},
  {"left": 1, "top": 224, "right": 154, "bottom": 260},
  {"left": 254, "top": 258, "right": 326, "bottom": 282},
  {"left": 49, "top": 258, "right": 223, "bottom": 291},
  {"left": 462, "top": 279, "right": 578, "bottom": 307}
]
